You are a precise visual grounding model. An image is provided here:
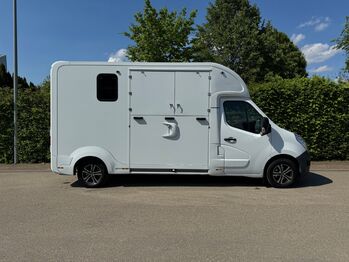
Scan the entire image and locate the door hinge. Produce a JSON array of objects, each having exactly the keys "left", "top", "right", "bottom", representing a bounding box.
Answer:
[
  {"left": 208, "top": 76, "right": 212, "bottom": 80},
  {"left": 129, "top": 75, "right": 132, "bottom": 79}
]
